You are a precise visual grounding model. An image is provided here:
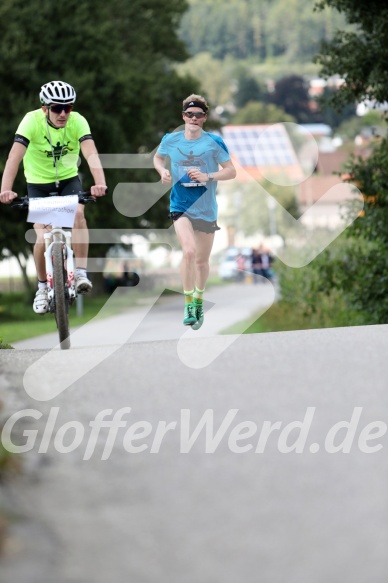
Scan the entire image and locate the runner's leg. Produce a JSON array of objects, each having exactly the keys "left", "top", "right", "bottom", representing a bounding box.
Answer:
[
  {"left": 190, "top": 230, "right": 214, "bottom": 329},
  {"left": 173, "top": 216, "right": 197, "bottom": 291},
  {"left": 193, "top": 230, "right": 215, "bottom": 290},
  {"left": 173, "top": 217, "right": 198, "bottom": 325}
]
